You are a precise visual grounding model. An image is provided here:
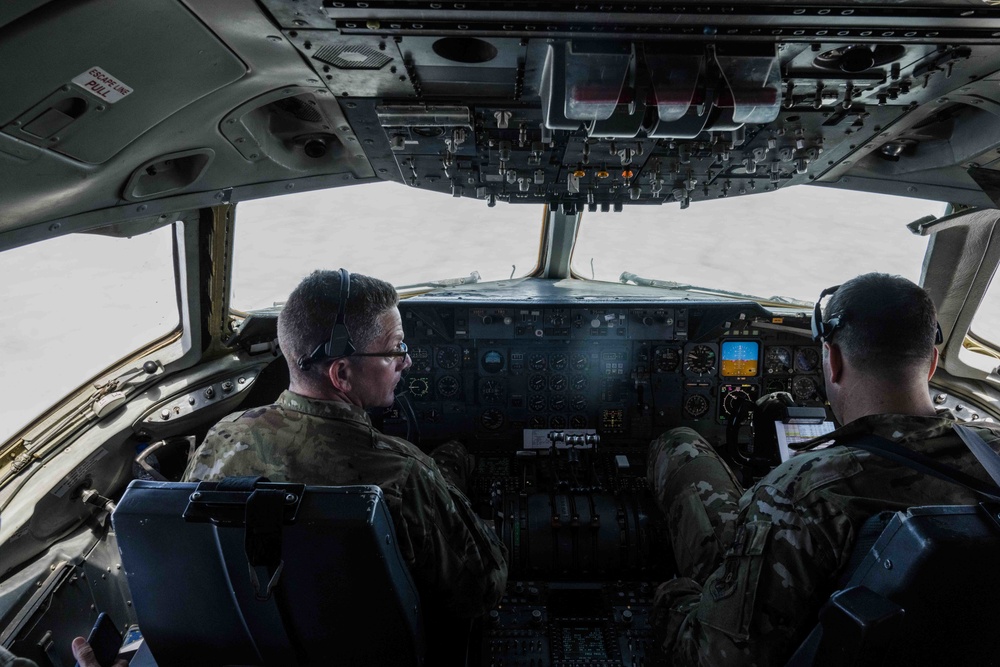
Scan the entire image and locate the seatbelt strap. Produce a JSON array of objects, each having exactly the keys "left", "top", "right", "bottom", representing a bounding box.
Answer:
[
  {"left": 844, "top": 432, "right": 1000, "bottom": 503},
  {"left": 953, "top": 424, "right": 1000, "bottom": 489}
]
